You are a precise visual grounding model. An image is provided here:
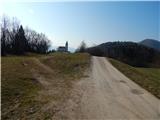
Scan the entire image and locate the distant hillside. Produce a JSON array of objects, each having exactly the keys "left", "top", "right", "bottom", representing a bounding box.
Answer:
[
  {"left": 139, "top": 39, "right": 160, "bottom": 51},
  {"left": 86, "top": 41, "right": 160, "bottom": 67}
]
